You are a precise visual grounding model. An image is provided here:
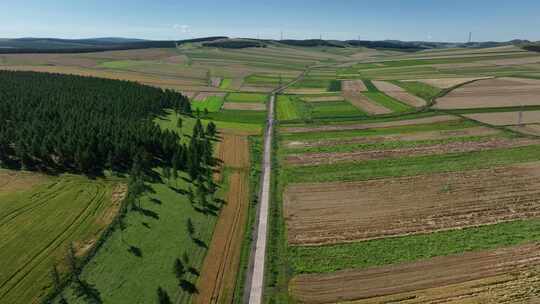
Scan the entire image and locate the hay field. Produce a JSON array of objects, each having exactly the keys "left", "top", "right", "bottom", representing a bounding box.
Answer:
[{"left": 0, "top": 171, "right": 125, "bottom": 304}]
